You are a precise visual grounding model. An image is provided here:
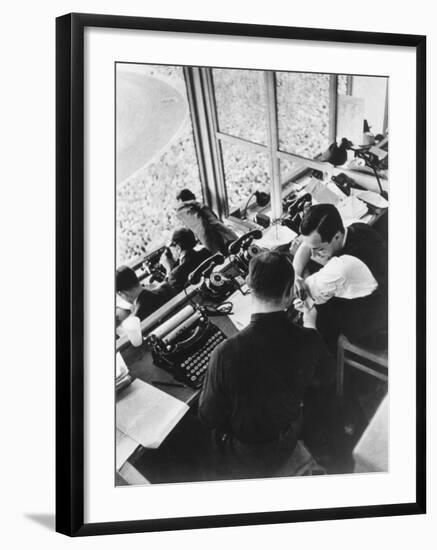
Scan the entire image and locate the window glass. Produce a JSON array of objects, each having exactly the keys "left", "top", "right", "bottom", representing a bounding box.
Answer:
[
  {"left": 277, "top": 72, "right": 330, "bottom": 159},
  {"left": 351, "top": 76, "right": 388, "bottom": 135},
  {"left": 337, "top": 74, "right": 349, "bottom": 96},
  {"left": 212, "top": 69, "right": 268, "bottom": 145},
  {"left": 220, "top": 141, "right": 270, "bottom": 216},
  {"left": 116, "top": 64, "right": 202, "bottom": 264}
]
